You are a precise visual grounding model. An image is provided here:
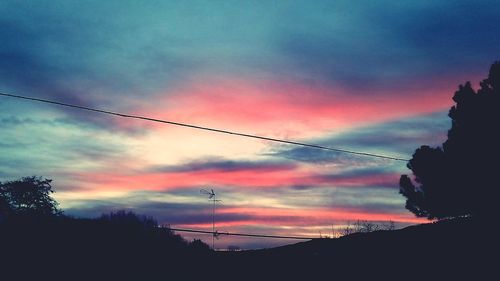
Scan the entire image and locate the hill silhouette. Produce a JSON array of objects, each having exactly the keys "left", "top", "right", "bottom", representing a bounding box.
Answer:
[
  {"left": 217, "top": 216, "right": 493, "bottom": 279},
  {"left": 0, "top": 212, "right": 211, "bottom": 279},
  {"left": 1, "top": 214, "right": 493, "bottom": 280}
]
